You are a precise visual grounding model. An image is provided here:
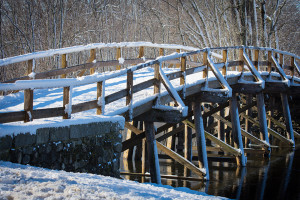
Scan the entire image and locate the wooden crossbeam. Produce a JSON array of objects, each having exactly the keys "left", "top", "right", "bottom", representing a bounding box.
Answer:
[
  {"left": 156, "top": 142, "right": 206, "bottom": 178},
  {"left": 266, "top": 114, "right": 300, "bottom": 139},
  {"left": 204, "top": 107, "right": 270, "bottom": 149},
  {"left": 183, "top": 120, "right": 241, "bottom": 157},
  {"left": 240, "top": 113, "right": 294, "bottom": 146}
]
